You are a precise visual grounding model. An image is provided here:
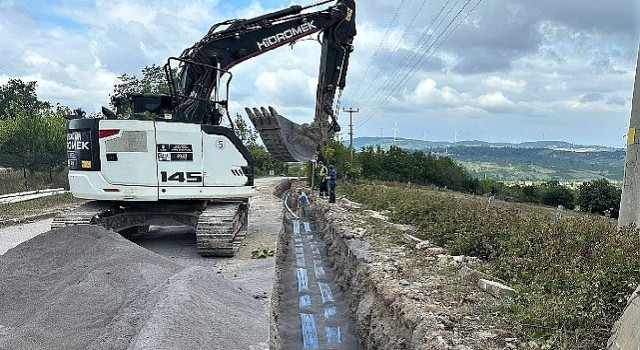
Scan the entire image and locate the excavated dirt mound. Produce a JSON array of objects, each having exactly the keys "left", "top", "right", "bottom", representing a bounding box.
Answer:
[{"left": 0, "top": 225, "right": 267, "bottom": 350}]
